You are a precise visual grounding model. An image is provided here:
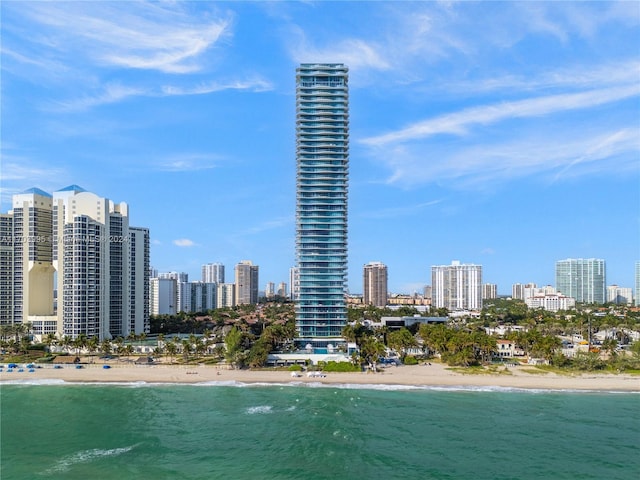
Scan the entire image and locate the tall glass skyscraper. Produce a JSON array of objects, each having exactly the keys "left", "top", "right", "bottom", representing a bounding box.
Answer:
[
  {"left": 295, "top": 64, "right": 349, "bottom": 346},
  {"left": 555, "top": 258, "right": 606, "bottom": 304}
]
